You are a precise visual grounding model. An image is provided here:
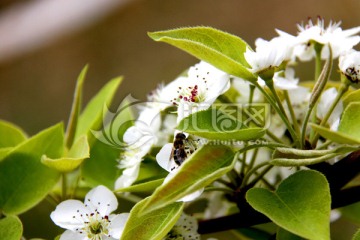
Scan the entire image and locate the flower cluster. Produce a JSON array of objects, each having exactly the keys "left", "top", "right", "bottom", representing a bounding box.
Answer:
[{"left": 49, "top": 17, "right": 360, "bottom": 240}]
